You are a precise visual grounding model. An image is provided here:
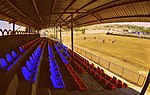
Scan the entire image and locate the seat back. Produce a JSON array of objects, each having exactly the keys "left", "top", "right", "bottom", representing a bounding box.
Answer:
[
  {"left": 19, "top": 47, "right": 25, "bottom": 53},
  {"left": 26, "top": 61, "right": 38, "bottom": 72},
  {"left": 49, "top": 61, "right": 58, "bottom": 68},
  {"left": 29, "top": 57, "right": 34, "bottom": 64},
  {"left": 22, "top": 66, "right": 36, "bottom": 81},
  {"left": 0, "top": 58, "right": 9, "bottom": 68},
  {"left": 29, "top": 57, "right": 38, "bottom": 66},
  {"left": 6, "top": 54, "right": 13, "bottom": 63},
  {"left": 51, "top": 72, "right": 62, "bottom": 79},
  {"left": 11, "top": 51, "right": 18, "bottom": 58},
  {"left": 50, "top": 67, "right": 59, "bottom": 73}
]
